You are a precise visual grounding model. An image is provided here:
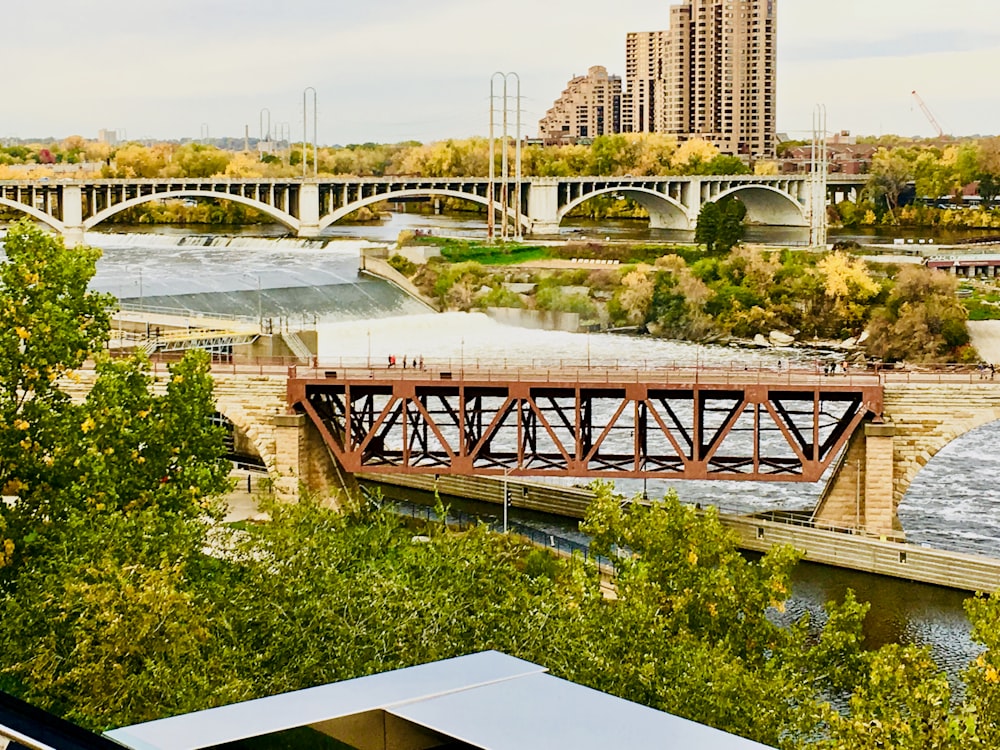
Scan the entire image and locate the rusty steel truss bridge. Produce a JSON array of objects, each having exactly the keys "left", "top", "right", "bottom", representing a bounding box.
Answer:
[{"left": 287, "top": 366, "right": 884, "bottom": 483}]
